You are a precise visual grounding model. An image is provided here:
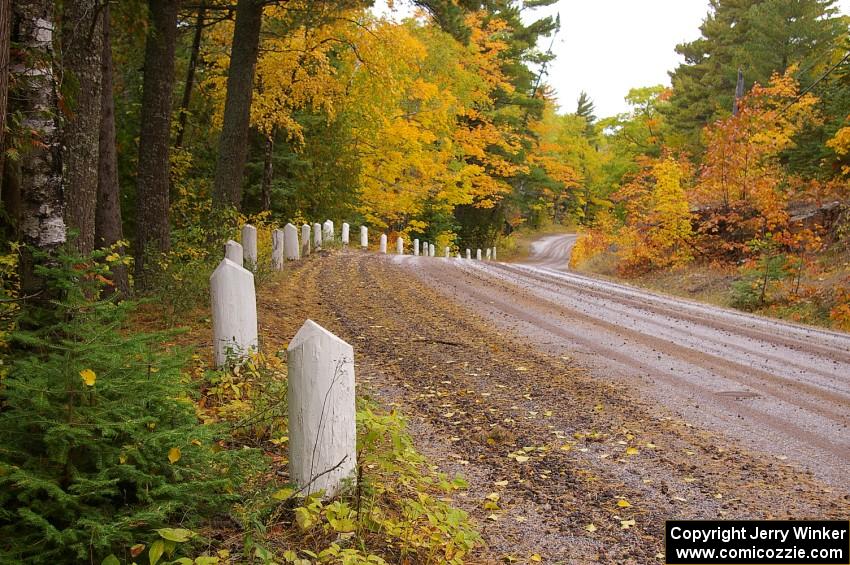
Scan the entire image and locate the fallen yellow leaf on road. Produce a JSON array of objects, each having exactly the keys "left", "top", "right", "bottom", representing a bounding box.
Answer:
[
  {"left": 617, "top": 499, "right": 632, "bottom": 508},
  {"left": 585, "top": 523, "right": 597, "bottom": 533}
]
